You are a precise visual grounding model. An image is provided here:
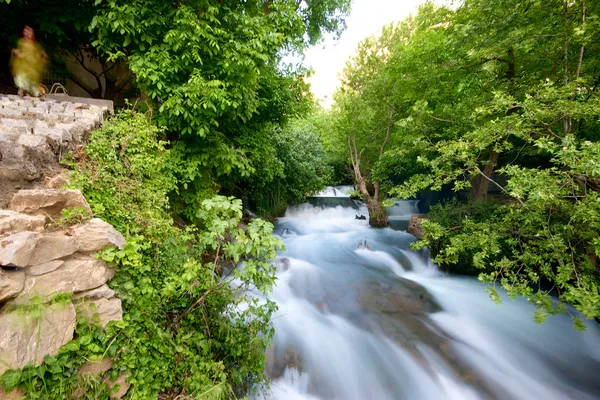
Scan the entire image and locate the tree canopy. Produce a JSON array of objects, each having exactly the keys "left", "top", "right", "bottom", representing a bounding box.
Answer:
[{"left": 325, "top": 0, "right": 600, "bottom": 325}]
